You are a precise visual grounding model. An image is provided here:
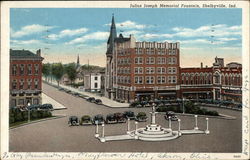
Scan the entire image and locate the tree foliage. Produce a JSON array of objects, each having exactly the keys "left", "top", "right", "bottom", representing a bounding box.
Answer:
[
  {"left": 64, "top": 63, "right": 77, "bottom": 84},
  {"left": 51, "top": 63, "right": 64, "bottom": 86},
  {"left": 42, "top": 63, "right": 51, "bottom": 81}
]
